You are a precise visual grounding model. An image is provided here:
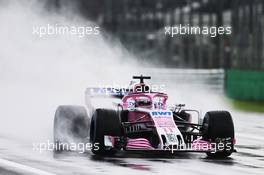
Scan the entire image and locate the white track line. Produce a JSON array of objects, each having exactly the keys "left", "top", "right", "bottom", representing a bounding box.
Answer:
[{"left": 0, "top": 158, "right": 56, "bottom": 175}]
